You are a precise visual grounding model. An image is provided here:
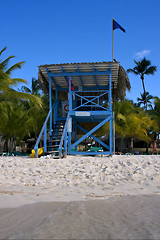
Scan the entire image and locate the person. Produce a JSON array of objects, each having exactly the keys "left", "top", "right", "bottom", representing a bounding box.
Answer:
[{"left": 152, "top": 139, "right": 158, "bottom": 155}]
